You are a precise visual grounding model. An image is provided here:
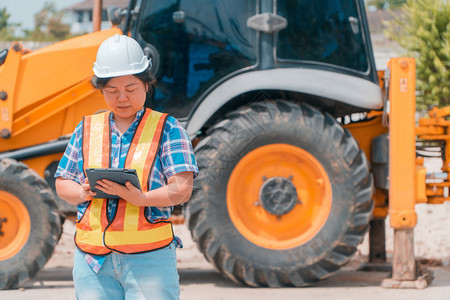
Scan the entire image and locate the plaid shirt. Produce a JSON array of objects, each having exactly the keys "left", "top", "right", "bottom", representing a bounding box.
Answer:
[{"left": 55, "top": 109, "right": 198, "bottom": 272}]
